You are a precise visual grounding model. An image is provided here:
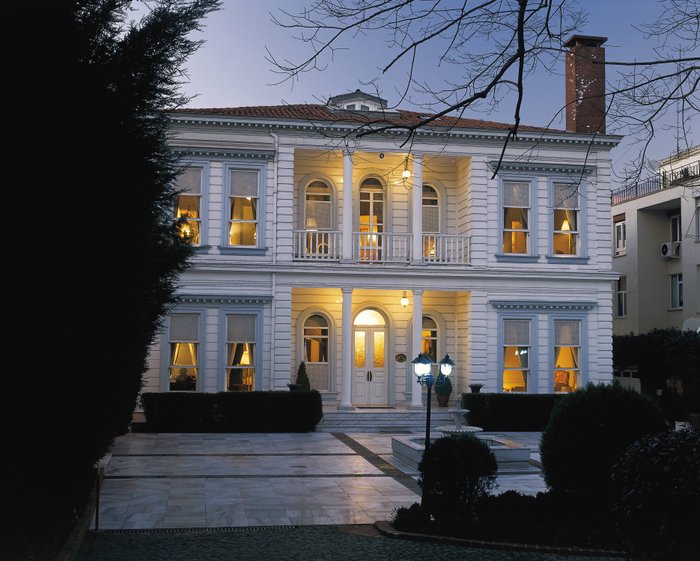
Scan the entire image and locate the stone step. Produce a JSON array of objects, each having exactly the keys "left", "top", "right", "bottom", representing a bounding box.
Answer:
[{"left": 317, "top": 409, "right": 456, "bottom": 433}]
